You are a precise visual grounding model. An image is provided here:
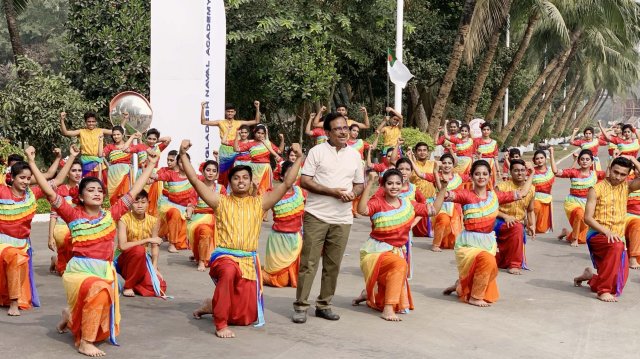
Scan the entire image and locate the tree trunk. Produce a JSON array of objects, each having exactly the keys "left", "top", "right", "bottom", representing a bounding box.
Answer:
[
  {"left": 408, "top": 83, "right": 428, "bottom": 131},
  {"left": 508, "top": 113, "right": 531, "bottom": 147},
  {"left": 463, "top": 29, "right": 502, "bottom": 123},
  {"left": 2, "top": 0, "right": 26, "bottom": 67},
  {"left": 556, "top": 86, "right": 583, "bottom": 134},
  {"left": 497, "top": 56, "right": 560, "bottom": 139},
  {"left": 590, "top": 92, "right": 608, "bottom": 119},
  {"left": 427, "top": 0, "right": 478, "bottom": 137},
  {"left": 485, "top": 12, "right": 541, "bottom": 122},
  {"left": 575, "top": 90, "right": 603, "bottom": 129},
  {"left": 547, "top": 78, "right": 579, "bottom": 133},
  {"left": 523, "top": 51, "right": 577, "bottom": 144},
  {"left": 506, "top": 89, "right": 545, "bottom": 145}
]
